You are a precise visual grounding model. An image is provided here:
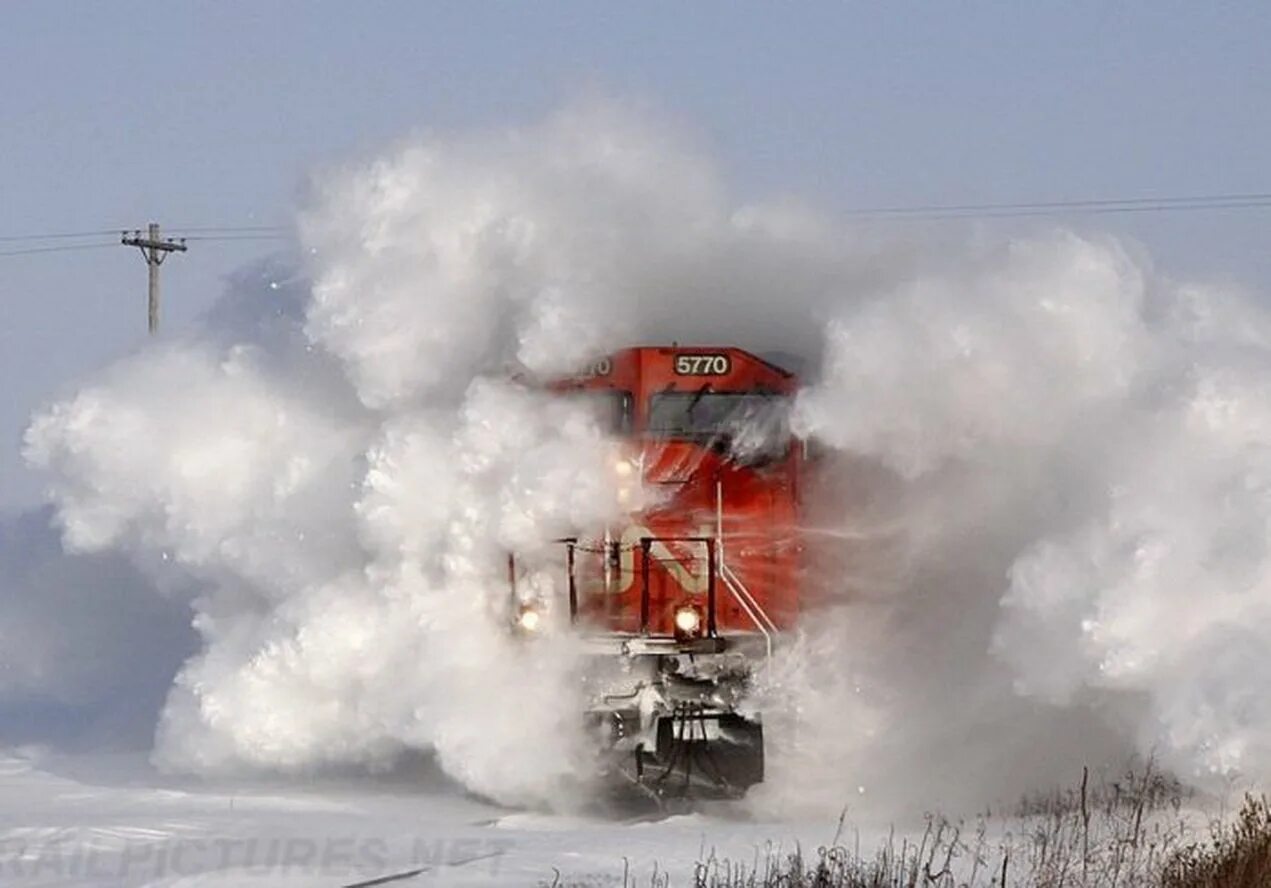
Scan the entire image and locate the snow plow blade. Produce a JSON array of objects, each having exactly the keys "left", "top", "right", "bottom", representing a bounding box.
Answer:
[{"left": 610, "top": 707, "right": 764, "bottom": 802}]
